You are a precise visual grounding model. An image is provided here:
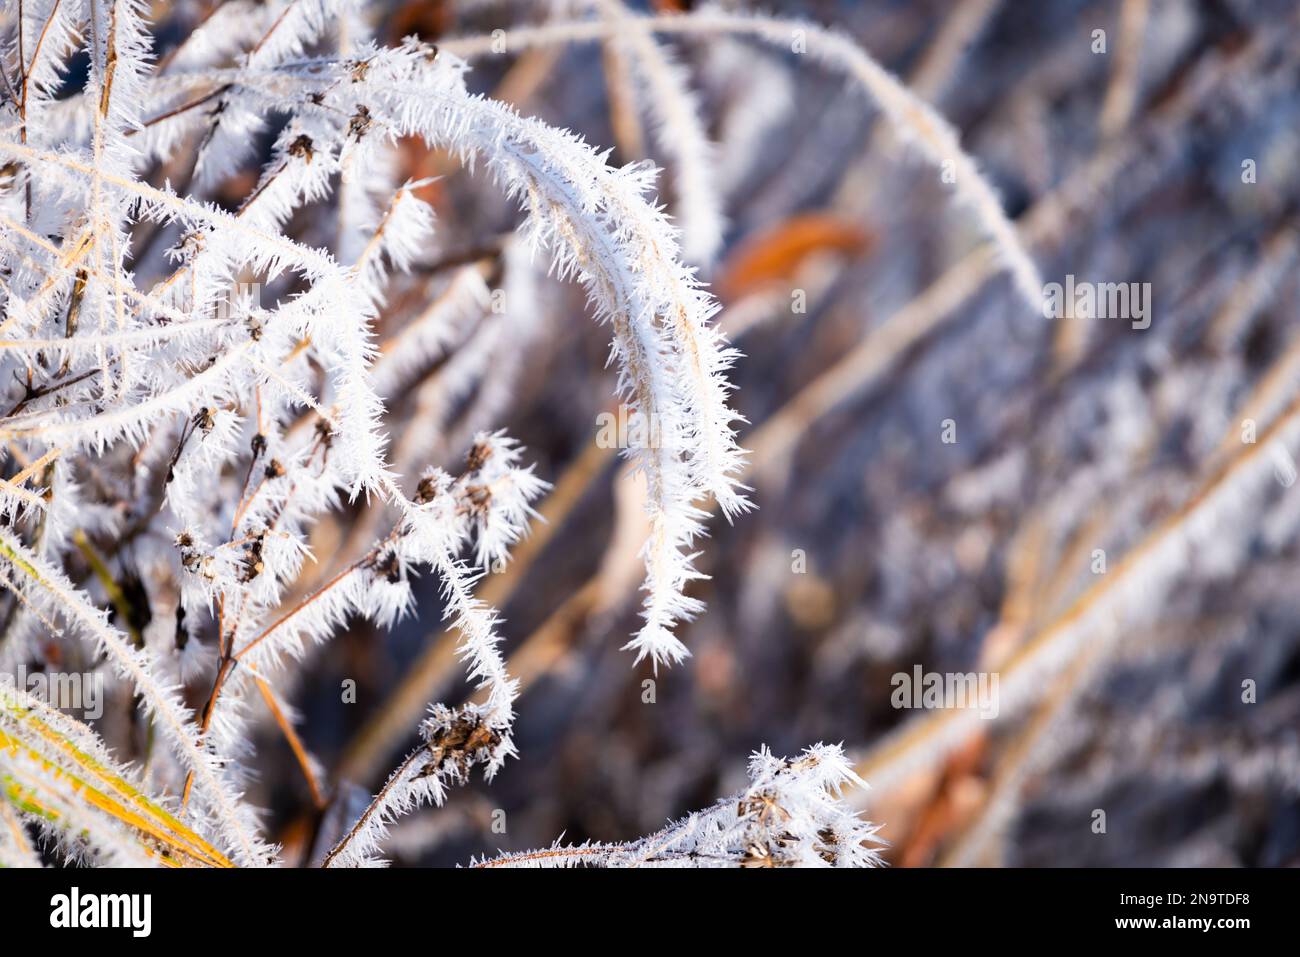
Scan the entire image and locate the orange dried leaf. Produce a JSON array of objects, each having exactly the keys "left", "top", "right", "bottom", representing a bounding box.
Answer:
[{"left": 717, "top": 213, "right": 873, "bottom": 302}]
